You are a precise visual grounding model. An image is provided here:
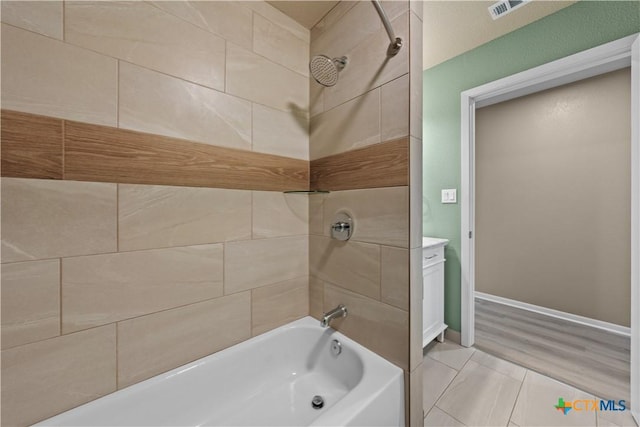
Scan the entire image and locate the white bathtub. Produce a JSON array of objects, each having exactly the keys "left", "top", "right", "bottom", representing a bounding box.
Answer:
[{"left": 37, "top": 317, "right": 404, "bottom": 426}]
